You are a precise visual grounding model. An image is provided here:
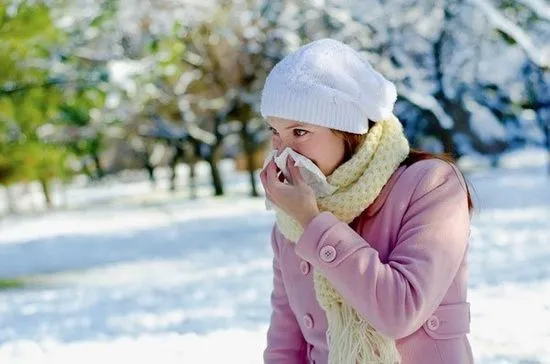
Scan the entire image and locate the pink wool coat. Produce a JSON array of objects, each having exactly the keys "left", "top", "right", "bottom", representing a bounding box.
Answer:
[{"left": 264, "top": 159, "right": 474, "bottom": 364}]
